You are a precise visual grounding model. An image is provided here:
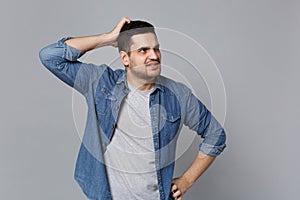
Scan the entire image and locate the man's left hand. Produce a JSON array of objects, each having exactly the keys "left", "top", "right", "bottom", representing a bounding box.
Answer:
[{"left": 171, "top": 176, "right": 191, "bottom": 200}]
